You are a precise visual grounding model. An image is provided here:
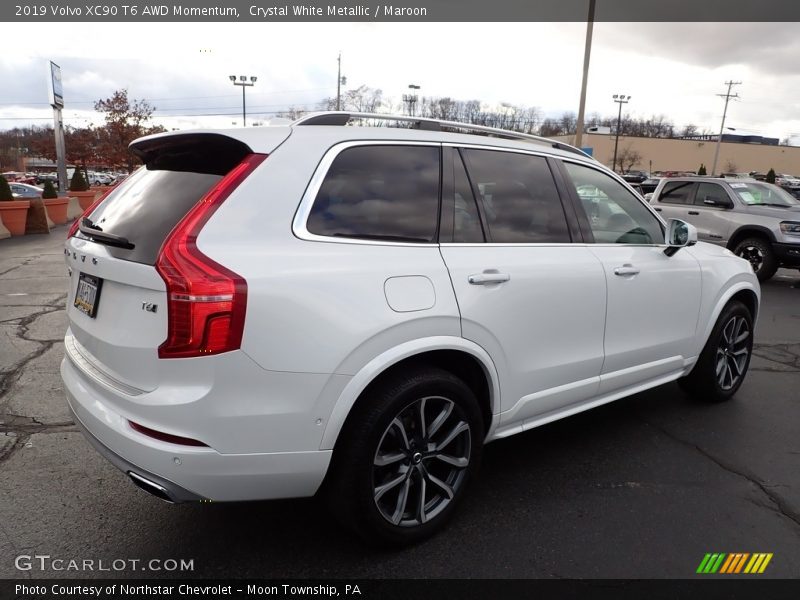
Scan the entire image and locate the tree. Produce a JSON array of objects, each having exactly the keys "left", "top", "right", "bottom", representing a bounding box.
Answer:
[
  {"left": 65, "top": 126, "right": 100, "bottom": 178},
  {"left": 0, "top": 175, "right": 13, "bottom": 201},
  {"left": 617, "top": 145, "right": 643, "bottom": 173},
  {"left": 69, "top": 168, "right": 89, "bottom": 192},
  {"left": 94, "top": 89, "right": 165, "bottom": 170},
  {"left": 41, "top": 180, "right": 58, "bottom": 199},
  {"left": 680, "top": 124, "right": 698, "bottom": 138},
  {"left": 697, "top": 163, "right": 707, "bottom": 175},
  {"left": 766, "top": 168, "right": 776, "bottom": 183}
]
